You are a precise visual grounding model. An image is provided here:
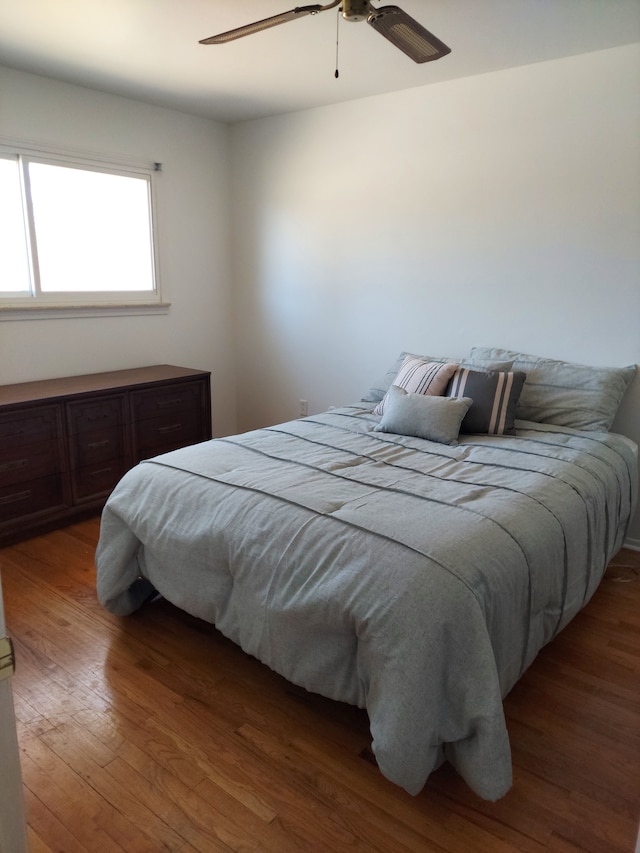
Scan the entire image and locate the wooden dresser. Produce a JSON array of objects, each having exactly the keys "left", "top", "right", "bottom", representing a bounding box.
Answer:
[{"left": 0, "top": 365, "right": 211, "bottom": 545}]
